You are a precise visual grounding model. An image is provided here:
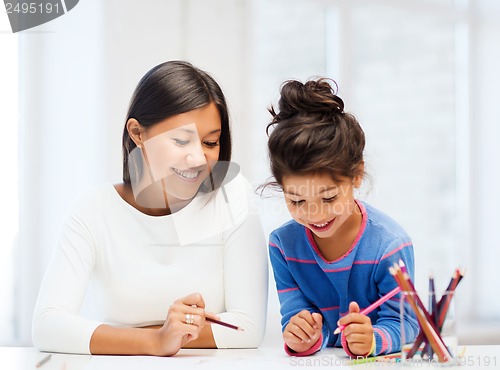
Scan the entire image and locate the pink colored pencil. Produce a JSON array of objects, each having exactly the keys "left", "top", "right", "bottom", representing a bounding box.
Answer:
[{"left": 333, "top": 286, "right": 401, "bottom": 334}]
